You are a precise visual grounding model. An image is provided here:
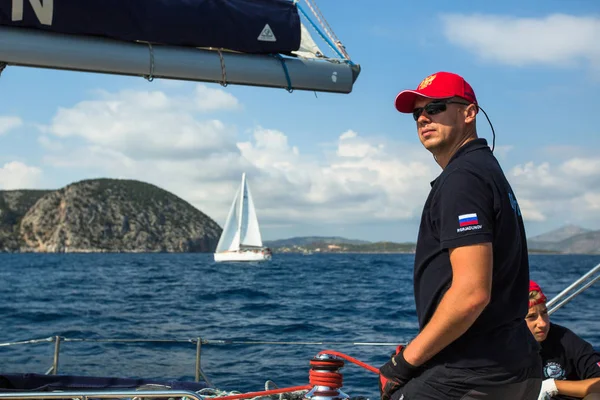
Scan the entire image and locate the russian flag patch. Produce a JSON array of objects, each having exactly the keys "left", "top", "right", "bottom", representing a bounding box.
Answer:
[{"left": 458, "top": 213, "right": 479, "bottom": 227}]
